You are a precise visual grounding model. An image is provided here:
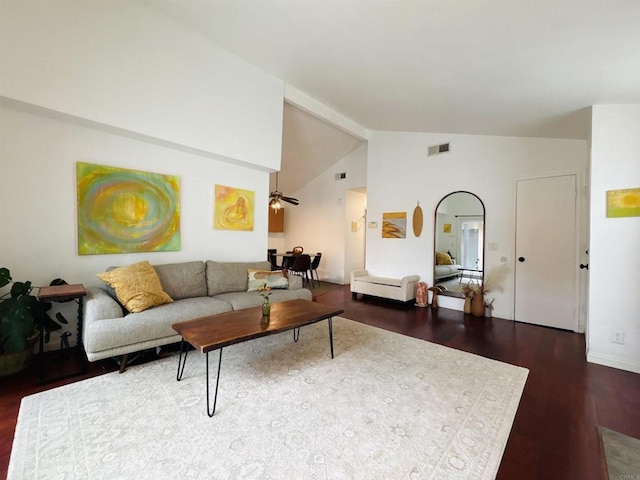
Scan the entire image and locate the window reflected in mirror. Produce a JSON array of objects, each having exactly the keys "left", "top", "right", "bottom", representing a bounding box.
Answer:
[{"left": 434, "top": 191, "right": 485, "bottom": 298}]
